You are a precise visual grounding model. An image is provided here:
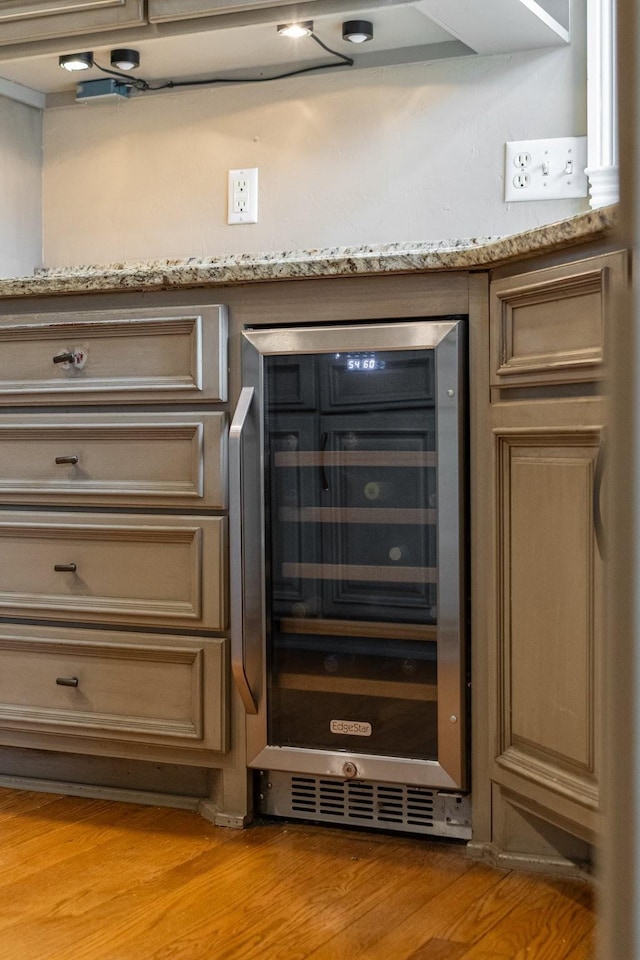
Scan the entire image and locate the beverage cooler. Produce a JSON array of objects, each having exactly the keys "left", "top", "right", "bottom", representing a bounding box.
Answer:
[{"left": 230, "top": 319, "right": 470, "bottom": 838}]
